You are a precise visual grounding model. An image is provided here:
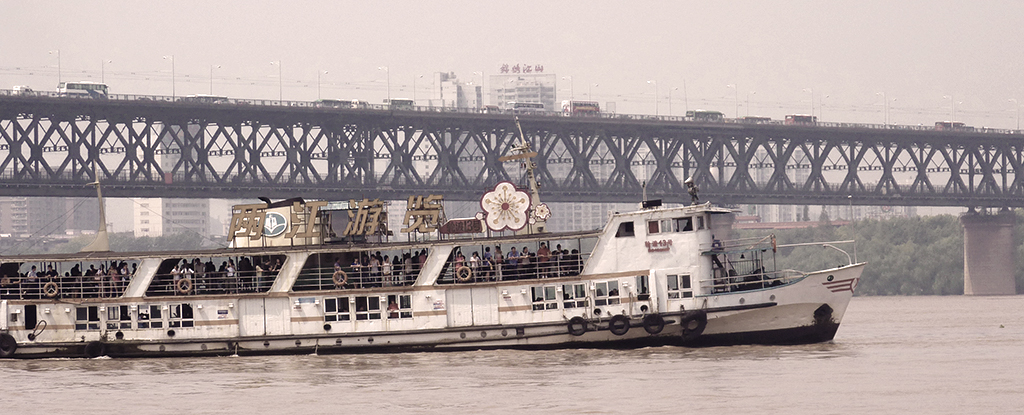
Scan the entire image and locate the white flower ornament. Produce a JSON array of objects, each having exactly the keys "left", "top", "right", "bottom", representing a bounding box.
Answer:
[{"left": 480, "top": 181, "right": 530, "bottom": 231}]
